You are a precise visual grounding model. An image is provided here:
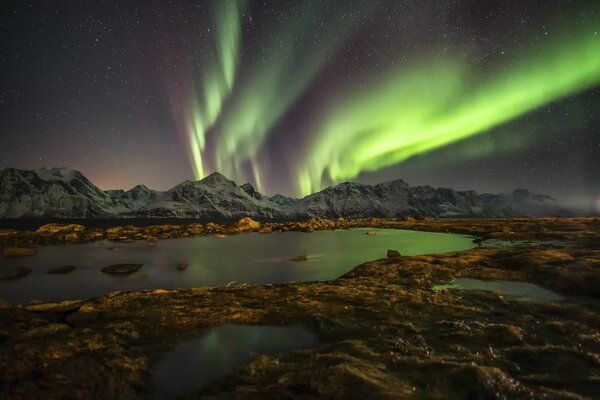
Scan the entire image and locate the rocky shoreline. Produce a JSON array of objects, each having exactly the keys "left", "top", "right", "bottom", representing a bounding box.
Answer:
[{"left": 0, "top": 218, "right": 599, "bottom": 399}]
